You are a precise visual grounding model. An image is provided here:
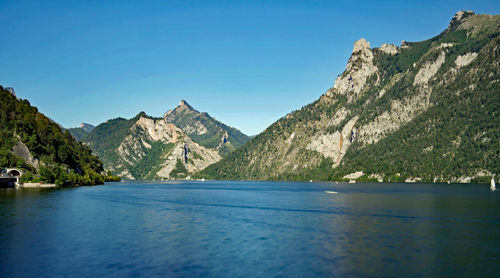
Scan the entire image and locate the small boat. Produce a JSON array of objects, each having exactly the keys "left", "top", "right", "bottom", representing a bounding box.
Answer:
[
  {"left": 348, "top": 180, "right": 356, "bottom": 184},
  {"left": 491, "top": 176, "right": 496, "bottom": 191},
  {"left": 324, "top": 191, "right": 338, "bottom": 194}
]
